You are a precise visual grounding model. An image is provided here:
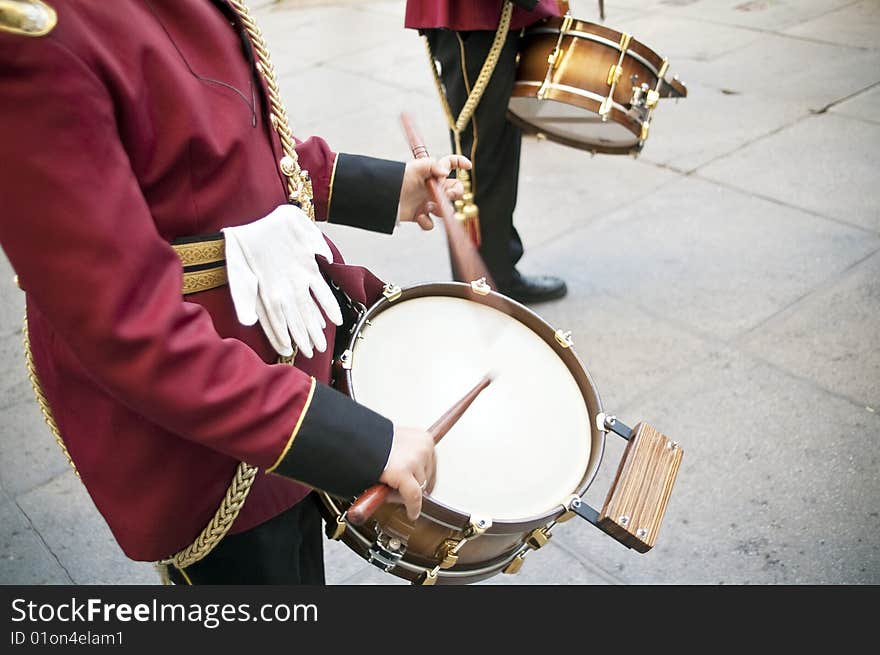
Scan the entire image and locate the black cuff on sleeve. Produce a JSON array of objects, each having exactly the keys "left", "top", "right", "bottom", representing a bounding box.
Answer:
[
  {"left": 271, "top": 383, "right": 393, "bottom": 498},
  {"left": 512, "top": 0, "right": 540, "bottom": 10},
  {"left": 328, "top": 153, "right": 404, "bottom": 234}
]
